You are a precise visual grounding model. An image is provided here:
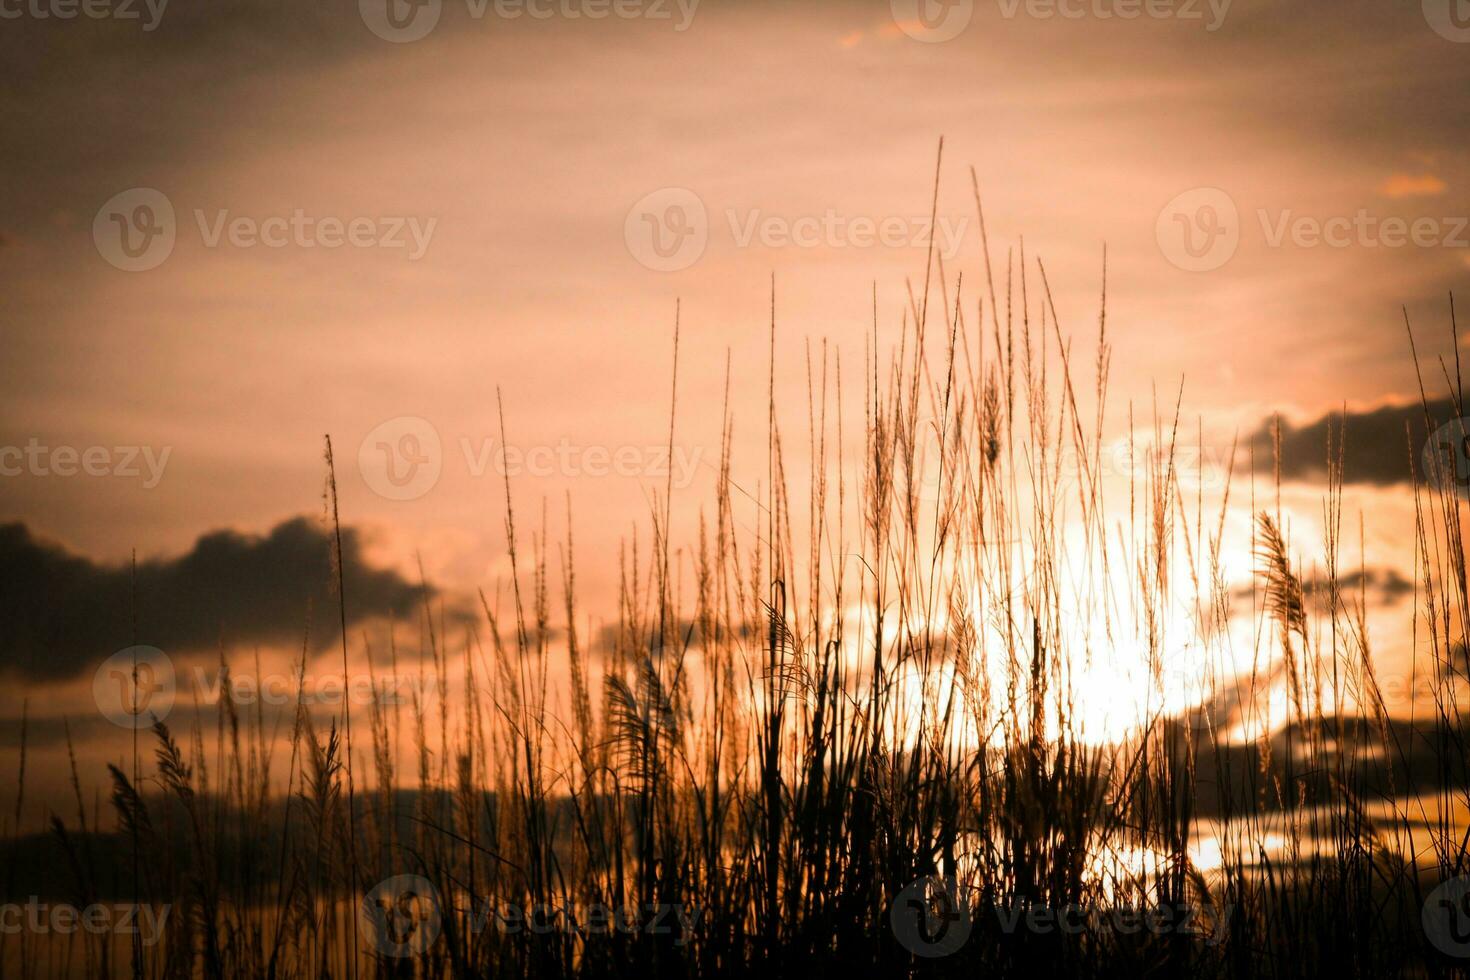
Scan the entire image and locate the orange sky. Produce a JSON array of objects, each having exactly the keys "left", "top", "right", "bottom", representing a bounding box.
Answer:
[{"left": 1, "top": 0, "right": 1468, "bottom": 805}]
